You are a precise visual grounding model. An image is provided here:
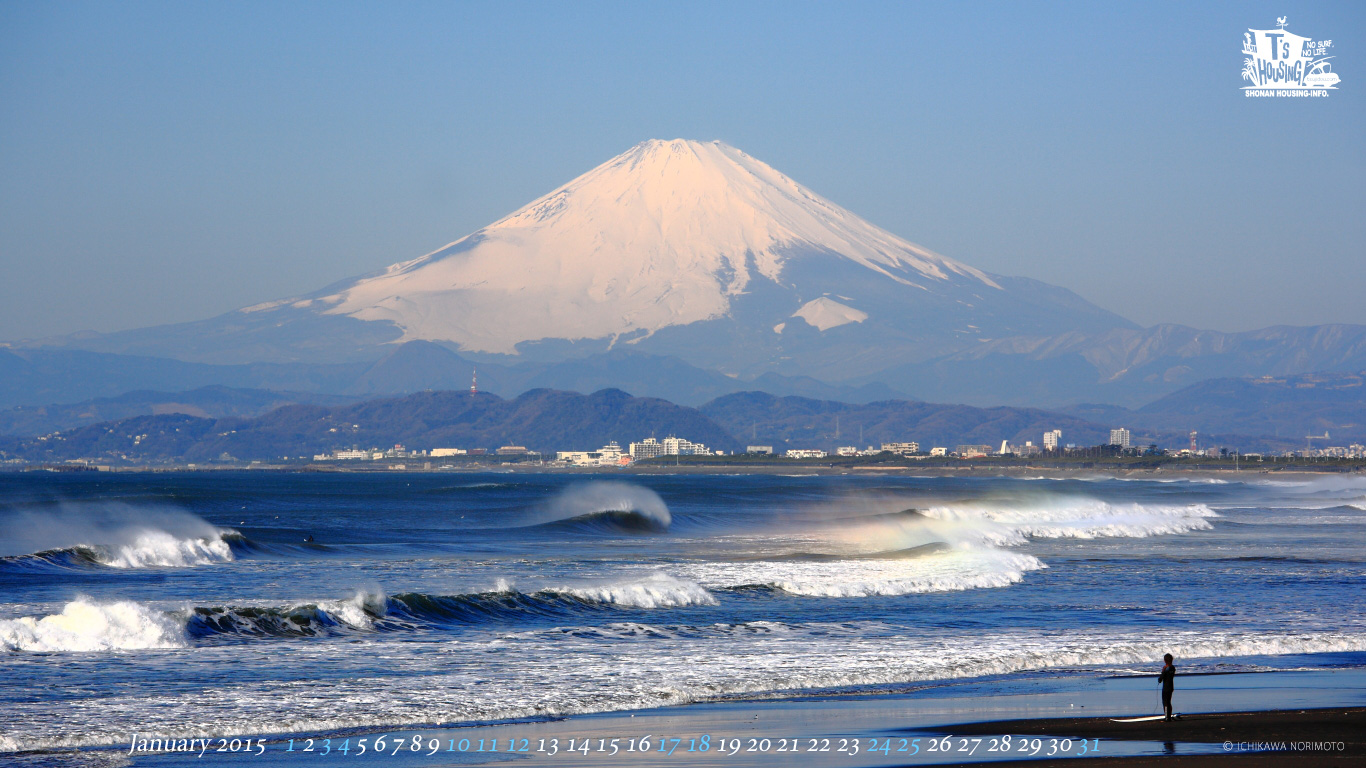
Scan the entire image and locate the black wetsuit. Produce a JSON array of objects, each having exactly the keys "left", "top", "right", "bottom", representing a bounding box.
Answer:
[{"left": 1158, "top": 663, "right": 1175, "bottom": 719}]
